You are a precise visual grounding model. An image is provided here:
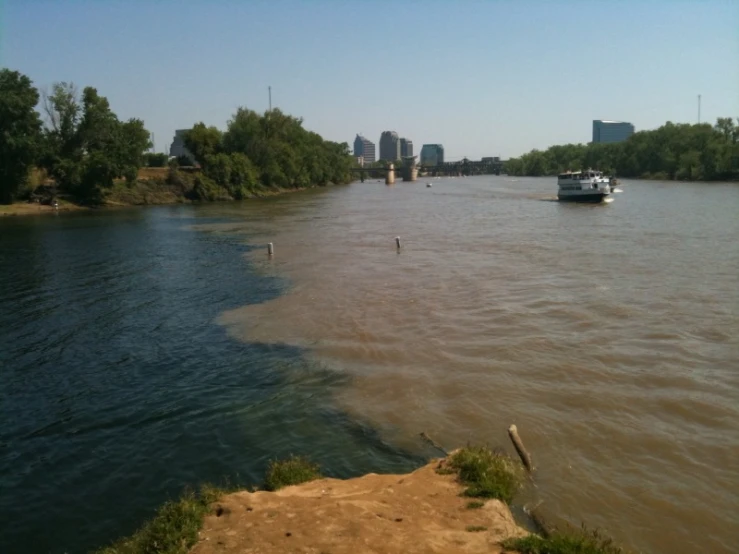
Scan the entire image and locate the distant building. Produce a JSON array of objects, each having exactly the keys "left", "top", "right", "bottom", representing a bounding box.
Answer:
[
  {"left": 592, "top": 120, "right": 635, "bottom": 144},
  {"left": 400, "top": 138, "right": 413, "bottom": 158},
  {"left": 169, "top": 129, "right": 195, "bottom": 164},
  {"left": 353, "top": 134, "right": 376, "bottom": 165},
  {"left": 420, "top": 144, "right": 445, "bottom": 166},
  {"left": 481, "top": 156, "right": 500, "bottom": 163},
  {"left": 379, "top": 131, "right": 401, "bottom": 161}
]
